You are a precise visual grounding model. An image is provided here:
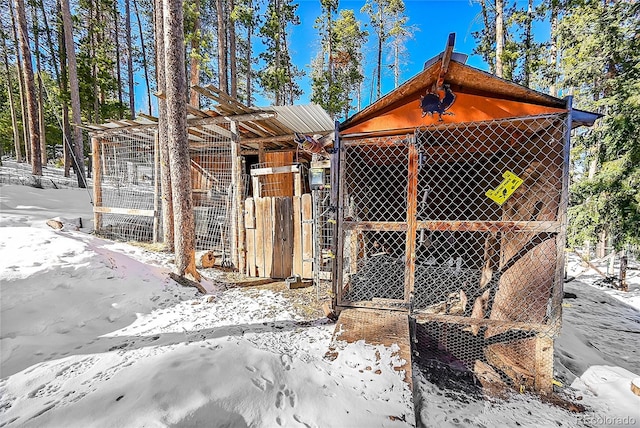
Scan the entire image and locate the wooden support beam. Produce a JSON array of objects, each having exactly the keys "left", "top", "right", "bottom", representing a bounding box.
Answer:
[
  {"left": 341, "top": 220, "right": 561, "bottom": 233},
  {"left": 404, "top": 143, "right": 419, "bottom": 303},
  {"left": 153, "top": 132, "right": 161, "bottom": 242},
  {"left": 436, "top": 33, "right": 455, "bottom": 89},
  {"left": 137, "top": 113, "right": 158, "bottom": 122},
  {"left": 412, "top": 313, "right": 549, "bottom": 333},
  {"left": 241, "top": 133, "right": 298, "bottom": 145},
  {"left": 230, "top": 121, "right": 240, "bottom": 270},
  {"left": 93, "top": 206, "right": 155, "bottom": 217},
  {"left": 250, "top": 164, "right": 301, "bottom": 176}
]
